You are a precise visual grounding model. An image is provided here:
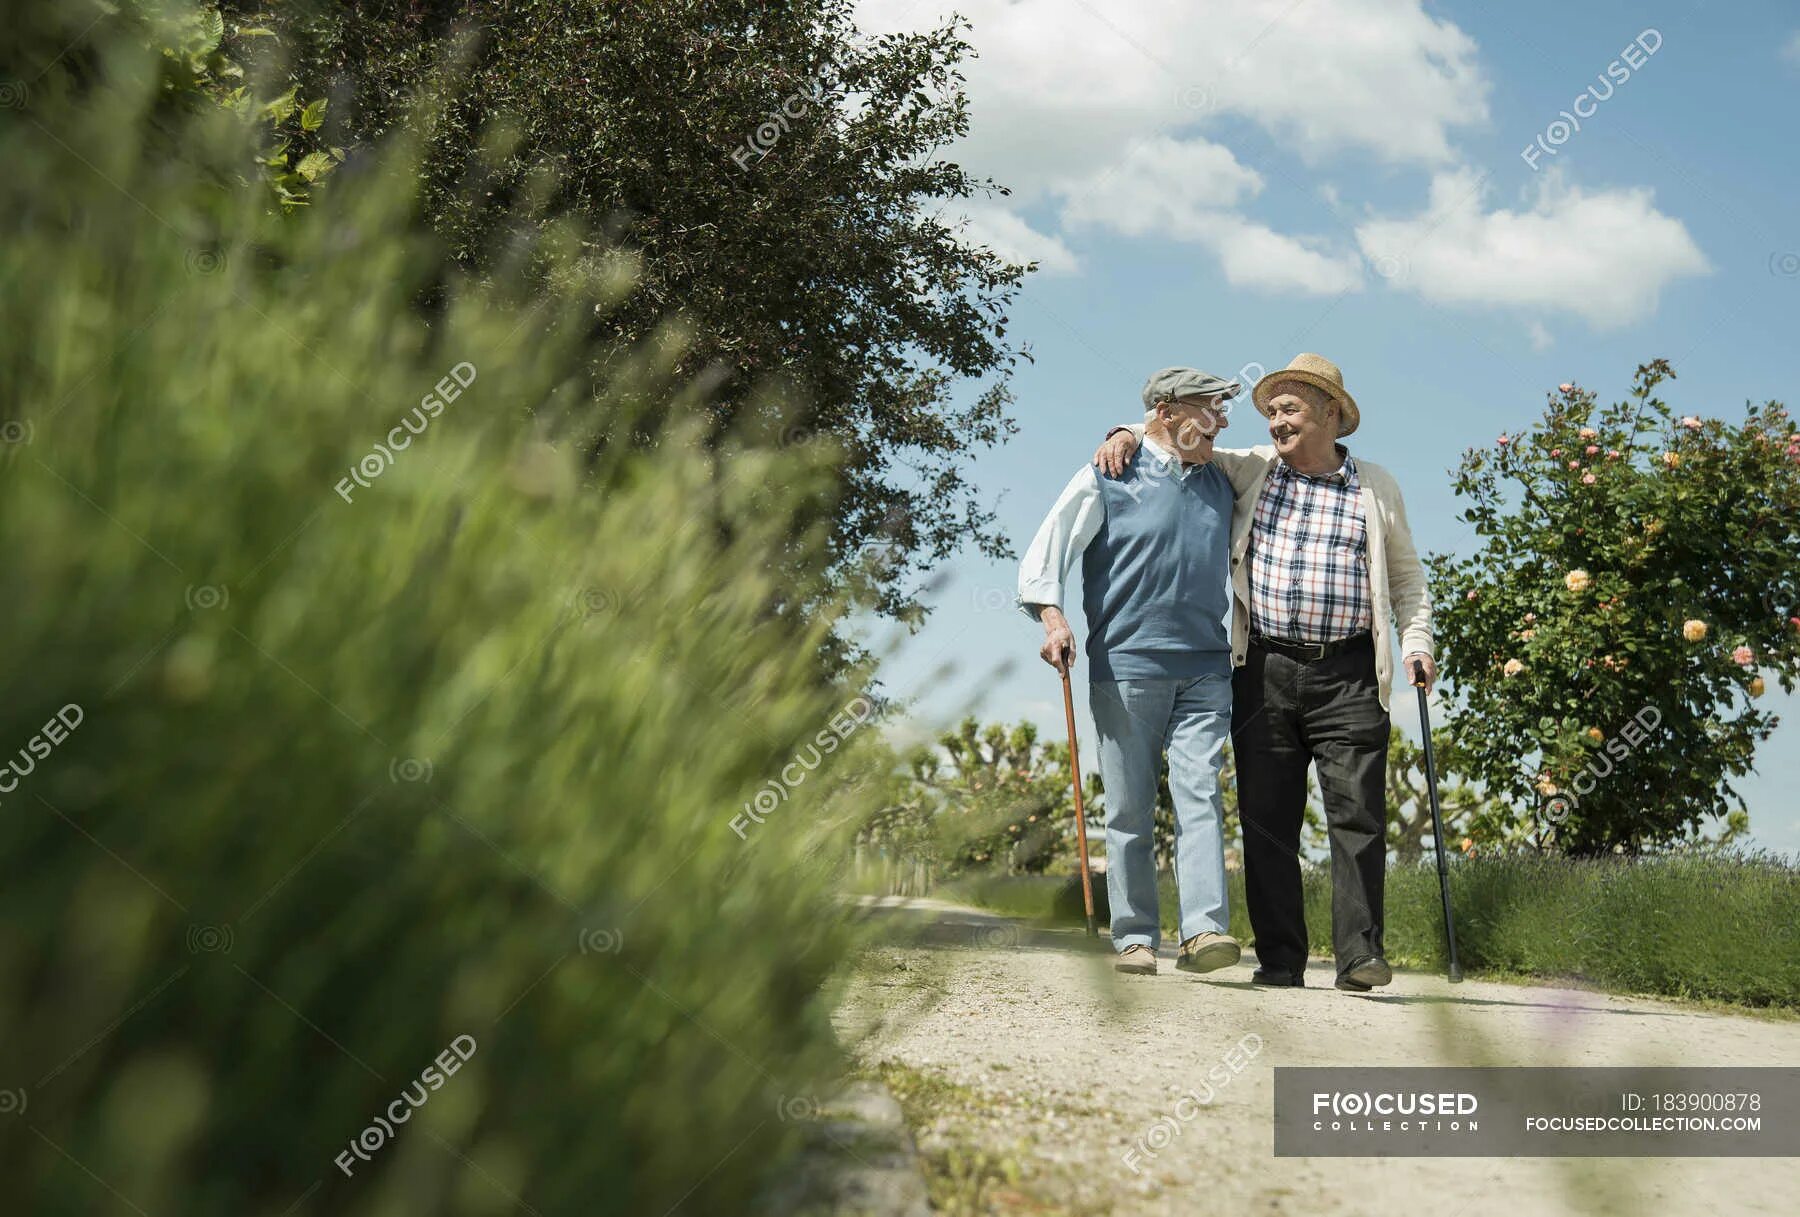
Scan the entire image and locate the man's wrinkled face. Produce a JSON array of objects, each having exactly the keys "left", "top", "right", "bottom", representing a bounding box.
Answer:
[
  {"left": 1161, "top": 394, "right": 1229, "bottom": 460},
  {"left": 1264, "top": 381, "right": 1337, "bottom": 459}
]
